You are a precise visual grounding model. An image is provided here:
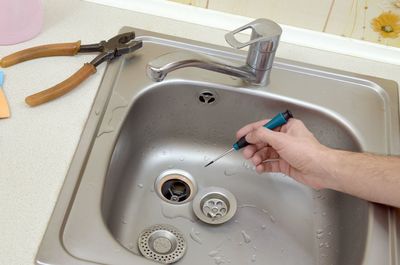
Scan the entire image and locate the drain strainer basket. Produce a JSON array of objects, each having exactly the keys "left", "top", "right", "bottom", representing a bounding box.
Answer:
[
  {"left": 192, "top": 186, "right": 237, "bottom": 225},
  {"left": 138, "top": 224, "right": 186, "bottom": 264}
]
